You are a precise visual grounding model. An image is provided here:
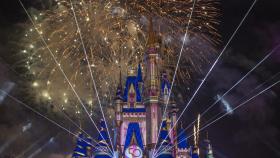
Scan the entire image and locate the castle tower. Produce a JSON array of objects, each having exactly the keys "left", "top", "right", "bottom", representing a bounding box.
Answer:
[
  {"left": 169, "top": 97, "right": 179, "bottom": 155},
  {"left": 115, "top": 71, "right": 123, "bottom": 154},
  {"left": 177, "top": 125, "right": 191, "bottom": 158},
  {"left": 144, "top": 18, "right": 162, "bottom": 151}
]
